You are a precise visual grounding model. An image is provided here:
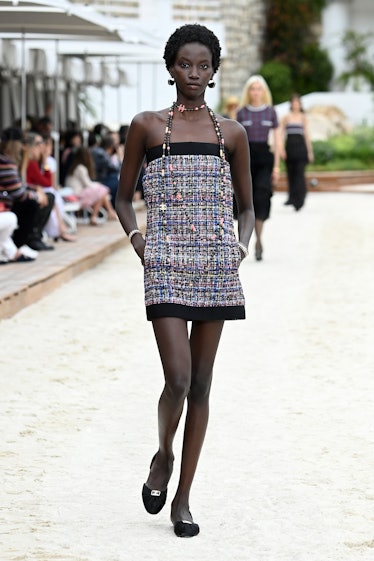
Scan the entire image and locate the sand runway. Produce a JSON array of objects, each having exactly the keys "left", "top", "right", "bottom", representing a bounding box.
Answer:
[{"left": 0, "top": 191, "right": 373, "bottom": 560}]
